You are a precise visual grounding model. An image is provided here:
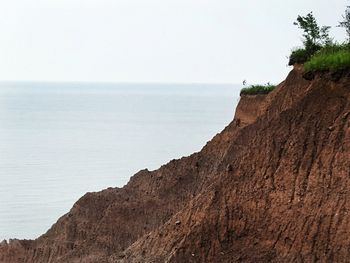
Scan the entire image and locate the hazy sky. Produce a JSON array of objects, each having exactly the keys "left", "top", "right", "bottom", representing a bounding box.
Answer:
[{"left": 0, "top": 0, "right": 348, "bottom": 83}]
